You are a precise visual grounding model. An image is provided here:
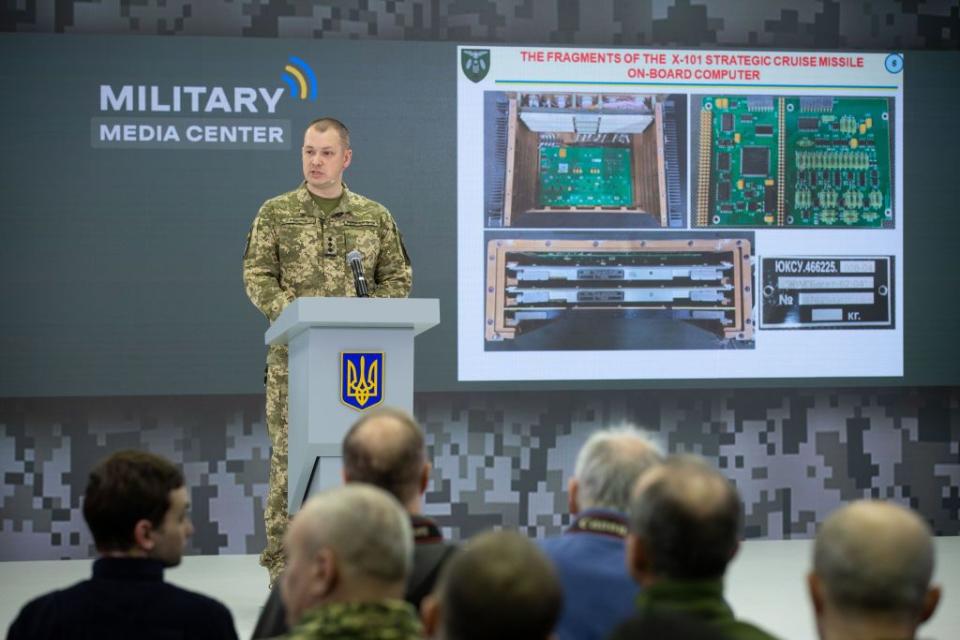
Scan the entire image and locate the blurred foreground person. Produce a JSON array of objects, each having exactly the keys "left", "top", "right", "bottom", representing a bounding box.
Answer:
[
  {"left": 279, "top": 484, "right": 422, "bottom": 639},
  {"left": 540, "top": 426, "right": 662, "bottom": 640},
  {"left": 809, "top": 500, "right": 941, "bottom": 640},
  {"left": 617, "top": 455, "right": 778, "bottom": 640},
  {"left": 8, "top": 450, "right": 237, "bottom": 640},
  {"left": 422, "top": 529, "right": 562, "bottom": 640},
  {"left": 252, "top": 407, "right": 455, "bottom": 637}
]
